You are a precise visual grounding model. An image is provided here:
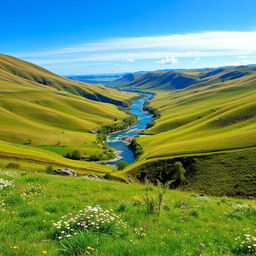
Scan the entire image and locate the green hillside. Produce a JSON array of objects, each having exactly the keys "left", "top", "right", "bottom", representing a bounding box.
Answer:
[
  {"left": 0, "top": 54, "right": 134, "bottom": 106},
  {"left": 0, "top": 169, "right": 255, "bottom": 256},
  {"left": 121, "top": 67, "right": 256, "bottom": 195},
  {"left": 0, "top": 54, "right": 137, "bottom": 173}
]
